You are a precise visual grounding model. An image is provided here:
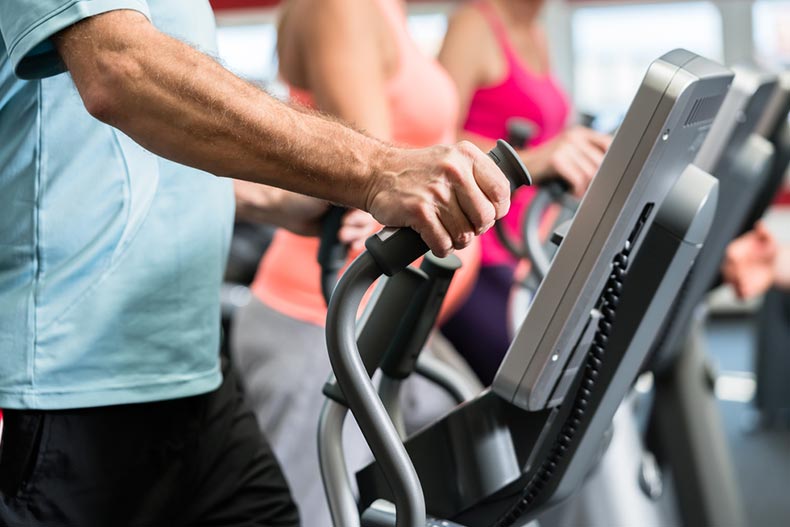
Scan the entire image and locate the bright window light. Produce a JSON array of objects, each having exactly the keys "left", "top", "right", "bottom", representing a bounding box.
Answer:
[
  {"left": 216, "top": 24, "right": 279, "bottom": 83},
  {"left": 407, "top": 13, "right": 448, "bottom": 57},
  {"left": 571, "top": 2, "right": 724, "bottom": 122},
  {"left": 753, "top": 0, "right": 790, "bottom": 68}
]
